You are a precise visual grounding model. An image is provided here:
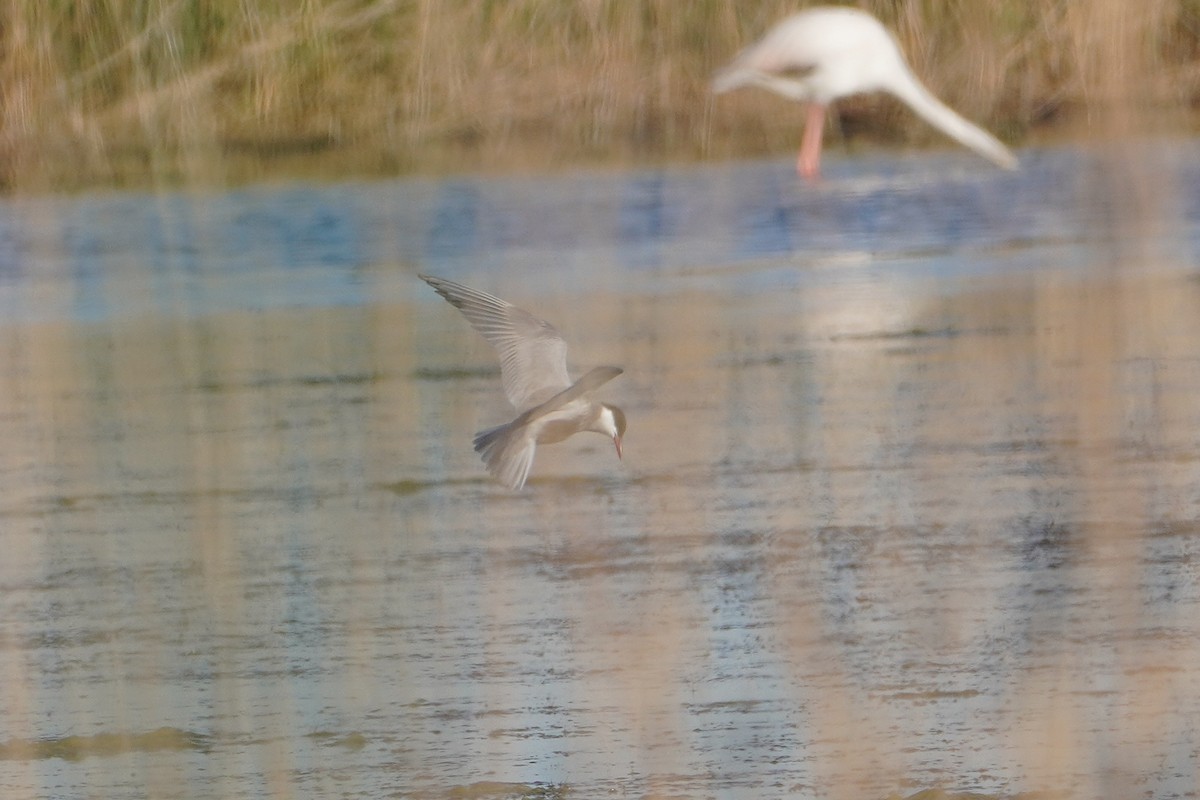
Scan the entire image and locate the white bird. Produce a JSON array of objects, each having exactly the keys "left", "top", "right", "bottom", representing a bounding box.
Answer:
[
  {"left": 420, "top": 274, "right": 626, "bottom": 491},
  {"left": 713, "top": 6, "right": 1018, "bottom": 178}
]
